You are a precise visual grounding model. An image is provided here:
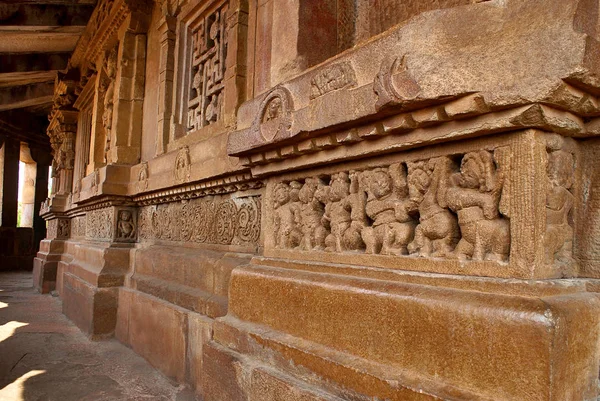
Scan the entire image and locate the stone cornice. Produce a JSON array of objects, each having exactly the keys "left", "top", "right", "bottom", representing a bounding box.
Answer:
[
  {"left": 70, "top": 0, "right": 152, "bottom": 72},
  {"left": 134, "top": 172, "right": 263, "bottom": 206}
]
